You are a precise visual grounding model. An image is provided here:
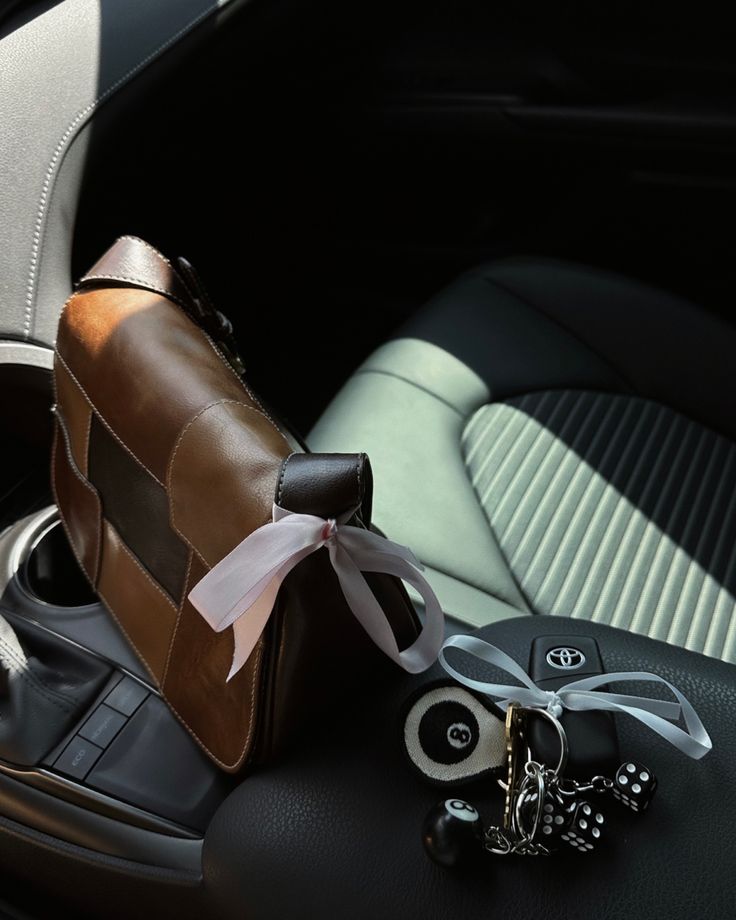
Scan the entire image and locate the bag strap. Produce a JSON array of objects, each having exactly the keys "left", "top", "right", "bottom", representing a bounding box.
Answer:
[
  {"left": 78, "top": 235, "right": 245, "bottom": 375},
  {"left": 79, "top": 235, "right": 194, "bottom": 309},
  {"left": 276, "top": 452, "right": 374, "bottom": 529}
]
